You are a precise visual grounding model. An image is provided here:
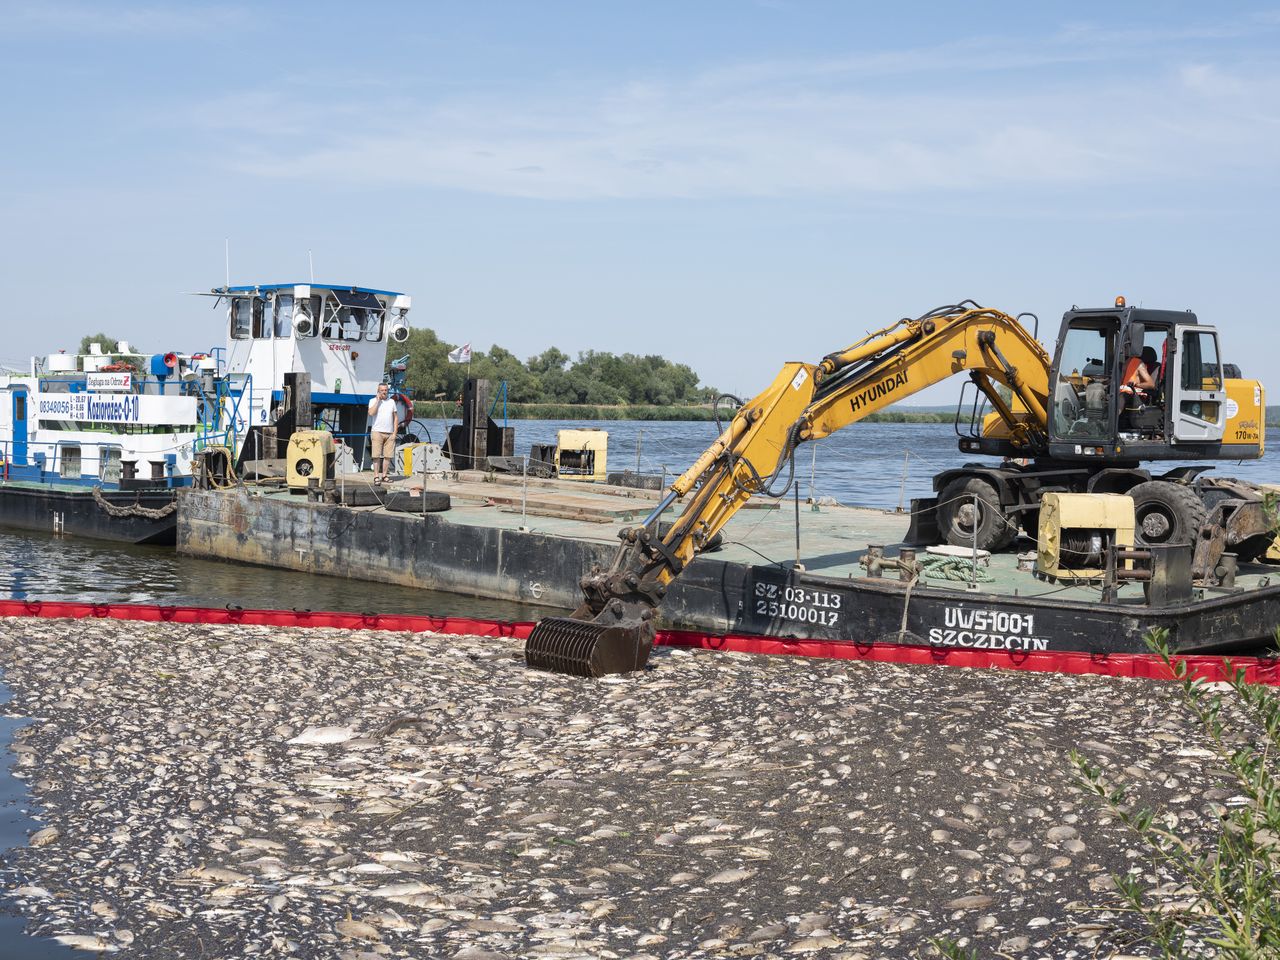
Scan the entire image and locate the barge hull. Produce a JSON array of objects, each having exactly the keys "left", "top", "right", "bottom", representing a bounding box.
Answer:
[
  {"left": 179, "top": 488, "right": 1280, "bottom": 658},
  {"left": 0, "top": 484, "right": 176, "bottom": 545}
]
